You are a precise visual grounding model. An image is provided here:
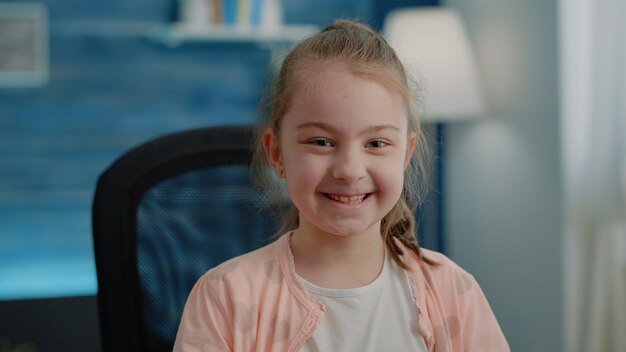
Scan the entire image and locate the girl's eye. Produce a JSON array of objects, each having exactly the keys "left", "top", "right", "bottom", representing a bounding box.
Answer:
[
  {"left": 308, "top": 139, "right": 333, "bottom": 147},
  {"left": 368, "top": 140, "right": 388, "bottom": 148}
]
